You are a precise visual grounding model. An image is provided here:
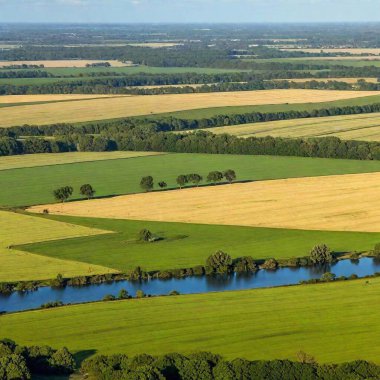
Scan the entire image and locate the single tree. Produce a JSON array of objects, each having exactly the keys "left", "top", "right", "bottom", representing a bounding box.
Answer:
[
  {"left": 140, "top": 176, "right": 154, "bottom": 192},
  {"left": 136, "top": 290, "right": 145, "bottom": 298},
  {"left": 188, "top": 173, "right": 203, "bottom": 186},
  {"left": 80, "top": 184, "right": 95, "bottom": 199},
  {"left": 176, "top": 175, "right": 188, "bottom": 189},
  {"left": 320, "top": 272, "right": 336, "bottom": 282},
  {"left": 158, "top": 181, "right": 167, "bottom": 189},
  {"left": 206, "top": 250, "right": 233, "bottom": 274},
  {"left": 207, "top": 171, "right": 224, "bottom": 185},
  {"left": 53, "top": 186, "right": 73, "bottom": 203},
  {"left": 310, "top": 244, "right": 333, "bottom": 264},
  {"left": 224, "top": 169, "right": 236, "bottom": 184}
]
